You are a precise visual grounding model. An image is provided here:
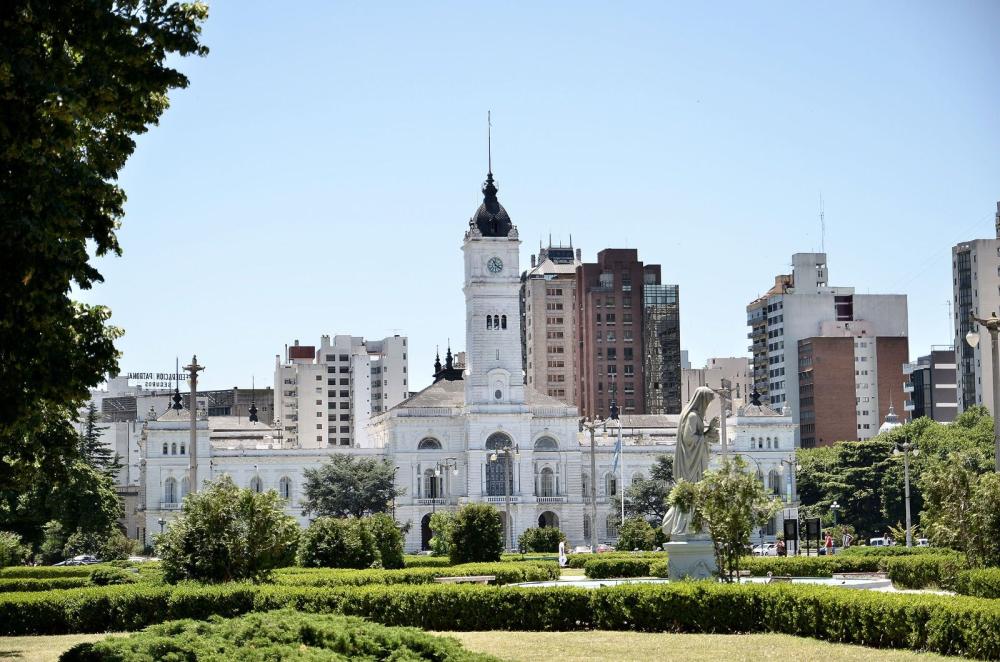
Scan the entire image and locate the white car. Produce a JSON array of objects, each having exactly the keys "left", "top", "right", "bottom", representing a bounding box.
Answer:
[{"left": 752, "top": 543, "right": 778, "bottom": 556}]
